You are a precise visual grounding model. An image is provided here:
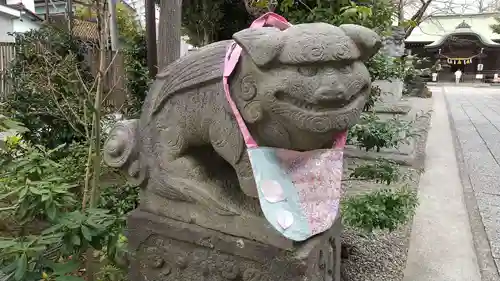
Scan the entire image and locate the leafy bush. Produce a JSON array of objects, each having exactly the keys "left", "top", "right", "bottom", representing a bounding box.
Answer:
[
  {"left": 363, "top": 85, "right": 381, "bottom": 112},
  {"left": 6, "top": 26, "right": 94, "bottom": 148},
  {"left": 123, "top": 34, "right": 150, "bottom": 118},
  {"left": 0, "top": 137, "right": 133, "bottom": 281},
  {"left": 364, "top": 52, "right": 404, "bottom": 112},
  {"left": 366, "top": 52, "right": 404, "bottom": 82},
  {"left": 1, "top": 5, "right": 140, "bottom": 281},
  {"left": 0, "top": 208, "right": 120, "bottom": 281},
  {"left": 347, "top": 112, "right": 427, "bottom": 152},
  {"left": 0, "top": 114, "right": 28, "bottom": 135},
  {"left": 342, "top": 185, "right": 418, "bottom": 232},
  {"left": 348, "top": 159, "right": 401, "bottom": 185},
  {"left": 342, "top": 159, "right": 419, "bottom": 232},
  {"left": 100, "top": 184, "right": 139, "bottom": 217},
  {"left": 0, "top": 144, "right": 76, "bottom": 223},
  {"left": 271, "top": 0, "right": 395, "bottom": 32}
]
